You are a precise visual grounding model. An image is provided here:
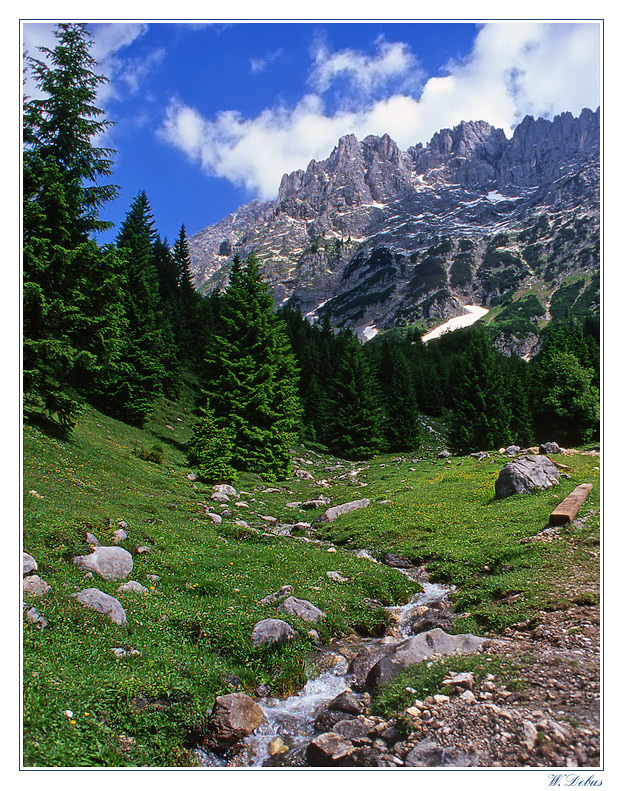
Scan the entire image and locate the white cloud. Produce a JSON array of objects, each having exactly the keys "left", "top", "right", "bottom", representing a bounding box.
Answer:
[
  {"left": 160, "top": 21, "right": 601, "bottom": 201},
  {"left": 310, "top": 37, "right": 422, "bottom": 96},
  {"left": 250, "top": 48, "right": 283, "bottom": 73}
]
